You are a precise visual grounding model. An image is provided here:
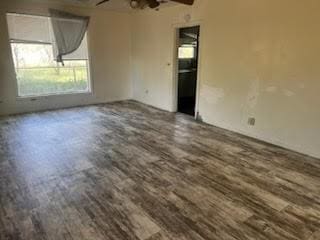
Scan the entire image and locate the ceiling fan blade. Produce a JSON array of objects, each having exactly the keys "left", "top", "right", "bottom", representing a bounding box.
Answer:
[
  {"left": 170, "top": 0, "right": 194, "bottom": 5},
  {"left": 146, "top": 0, "right": 160, "bottom": 8},
  {"left": 96, "top": 0, "right": 110, "bottom": 6}
]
